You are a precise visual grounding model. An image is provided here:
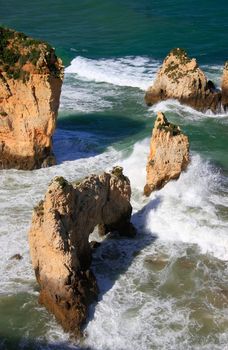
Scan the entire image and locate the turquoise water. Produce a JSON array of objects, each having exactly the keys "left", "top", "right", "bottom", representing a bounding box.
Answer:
[
  {"left": 0, "top": 1, "right": 228, "bottom": 349},
  {"left": 2, "top": 0, "right": 228, "bottom": 63}
]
